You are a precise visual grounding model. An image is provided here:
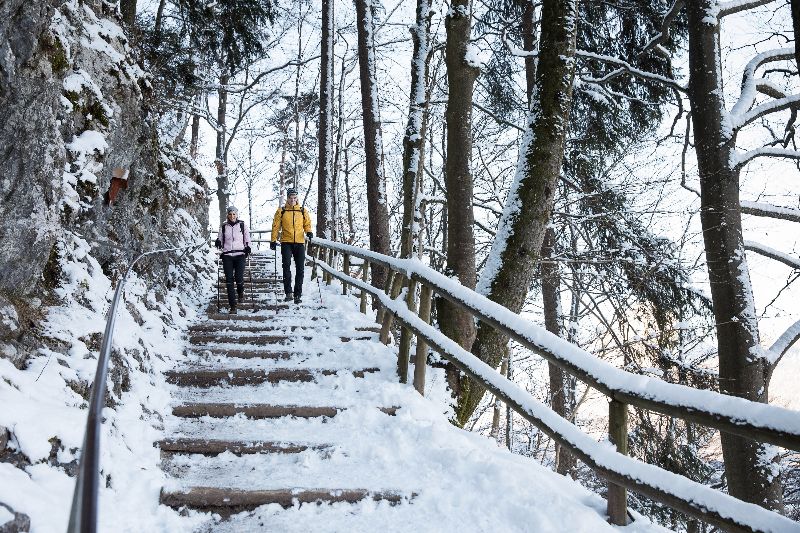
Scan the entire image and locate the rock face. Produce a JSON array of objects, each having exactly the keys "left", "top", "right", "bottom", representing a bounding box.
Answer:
[
  {"left": 0, "top": 0, "right": 209, "bottom": 359},
  {"left": 0, "top": 0, "right": 64, "bottom": 294}
]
